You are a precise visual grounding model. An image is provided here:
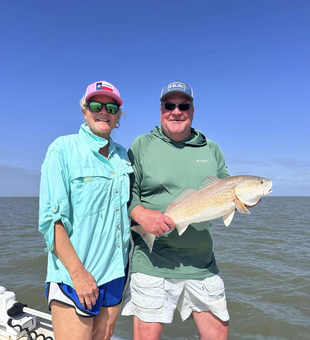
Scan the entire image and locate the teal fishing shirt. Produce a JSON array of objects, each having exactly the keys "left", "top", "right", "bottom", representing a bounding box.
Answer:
[{"left": 39, "top": 124, "right": 133, "bottom": 287}]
